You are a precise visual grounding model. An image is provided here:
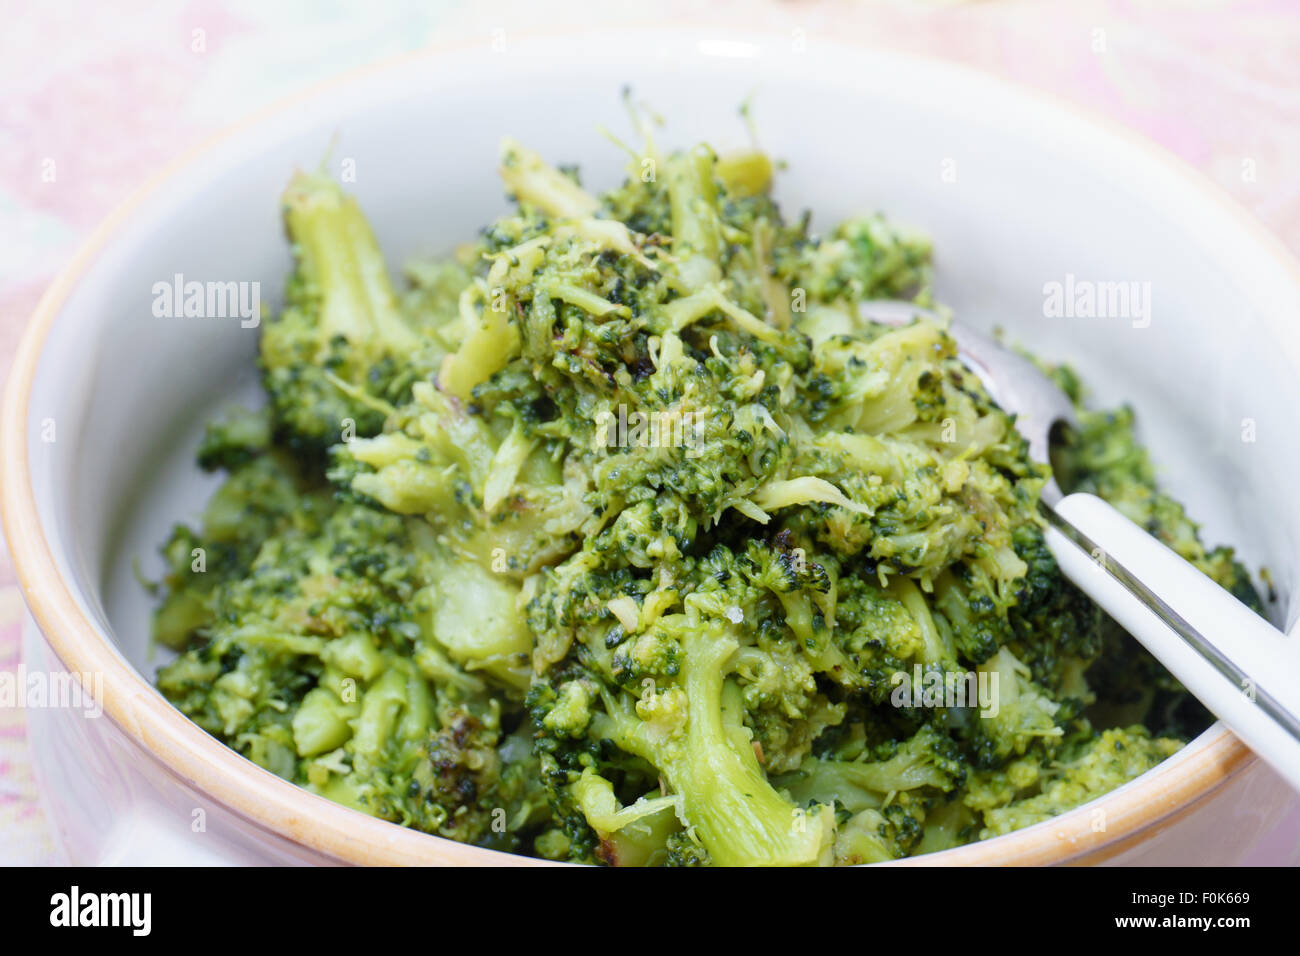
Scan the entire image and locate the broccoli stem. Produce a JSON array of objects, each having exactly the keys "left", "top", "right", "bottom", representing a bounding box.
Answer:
[
  {"left": 607, "top": 620, "right": 833, "bottom": 866},
  {"left": 666, "top": 146, "right": 722, "bottom": 288},
  {"left": 498, "top": 137, "right": 600, "bottom": 219},
  {"left": 283, "top": 172, "right": 417, "bottom": 355}
]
